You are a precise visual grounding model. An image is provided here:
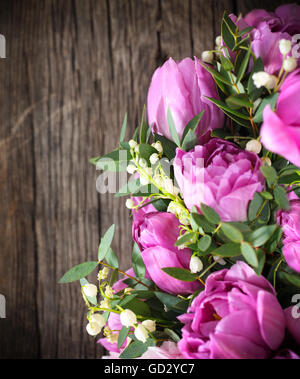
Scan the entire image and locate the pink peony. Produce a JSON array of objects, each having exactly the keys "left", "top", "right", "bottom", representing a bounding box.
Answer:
[
  {"left": 178, "top": 261, "right": 286, "bottom": 359},
  {"left": 173, "top": 138, "right": 264, "bottom": 222},
  {"left": 147, "top": 57, "right": 224, "bottom": 143},
  {"left": 260, "top": 69, "right": 300, "bottom": 167},
  {"left": 277, "top": 199, "right": 300, "bottom": 273}
]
